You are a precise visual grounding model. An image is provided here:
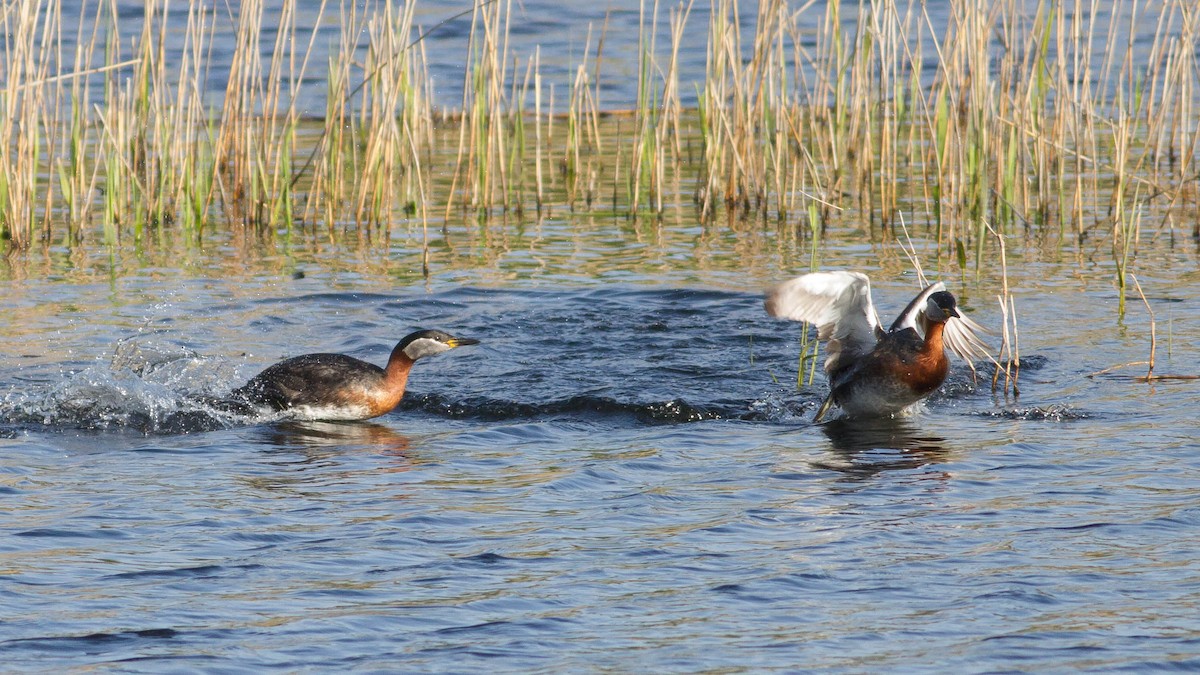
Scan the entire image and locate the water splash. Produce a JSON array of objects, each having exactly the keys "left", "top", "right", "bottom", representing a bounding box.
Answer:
[
  {"left": 975, "top": 404, "right": 1091, "bottom": 421},
  {"left": 0, "top": 338, "right": 259, "bottom": 434}
]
